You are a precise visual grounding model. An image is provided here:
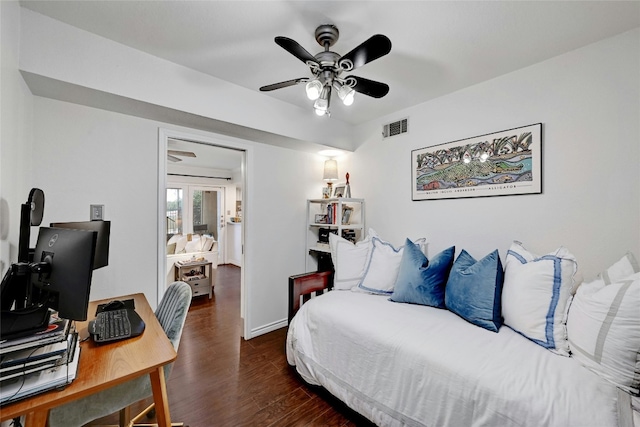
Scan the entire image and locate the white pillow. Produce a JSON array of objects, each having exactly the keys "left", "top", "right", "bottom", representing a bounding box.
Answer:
[
  {"left": 175, "top": 235, "right": 188, "bottom": 254},
  {"left": 202, "top": 236, "right": 216, "bottom": 252},
  {"left": 502, "top": 241, "right": 577, "bottom": 356},
  {"left": 588, "top": 252, "right": 639, "bottom": 287},
  {"left": 185, "top": 235, "right": 203, "bottom": 253},
  {"left": 567, "top": 270, "right": 640, "bottom": 394},
  {"left": 167, "top": 234, "right": 181, "bottom": 246},
  {"left": 329, "top": 229, "right": 377, "bottom": 290},
  {"left": 356, "top": 236, "right": 427, "bottom": 295}
]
